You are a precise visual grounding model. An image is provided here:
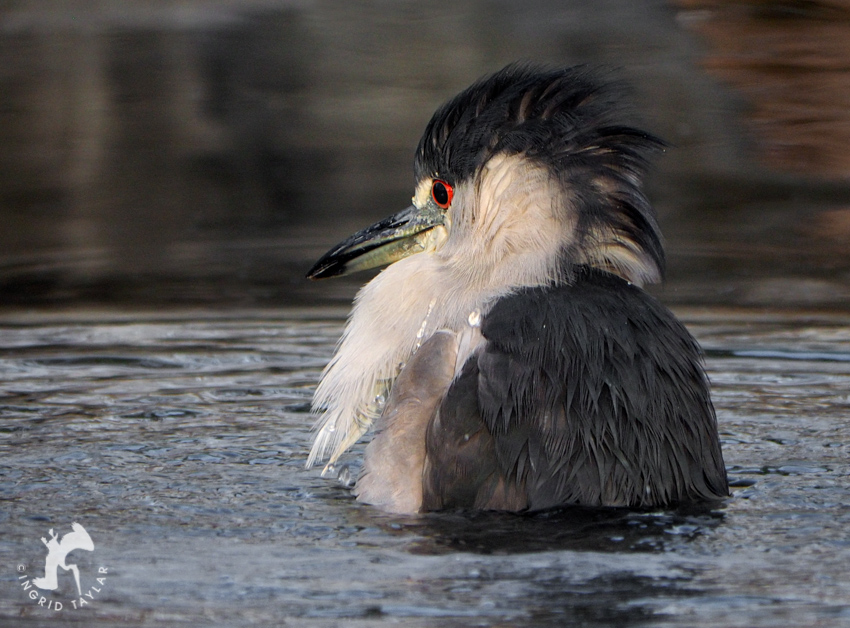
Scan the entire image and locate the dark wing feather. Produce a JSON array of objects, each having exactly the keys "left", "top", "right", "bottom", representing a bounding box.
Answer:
[{"left": 422, "top": 266, "right": 728, "bottom": 512}]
